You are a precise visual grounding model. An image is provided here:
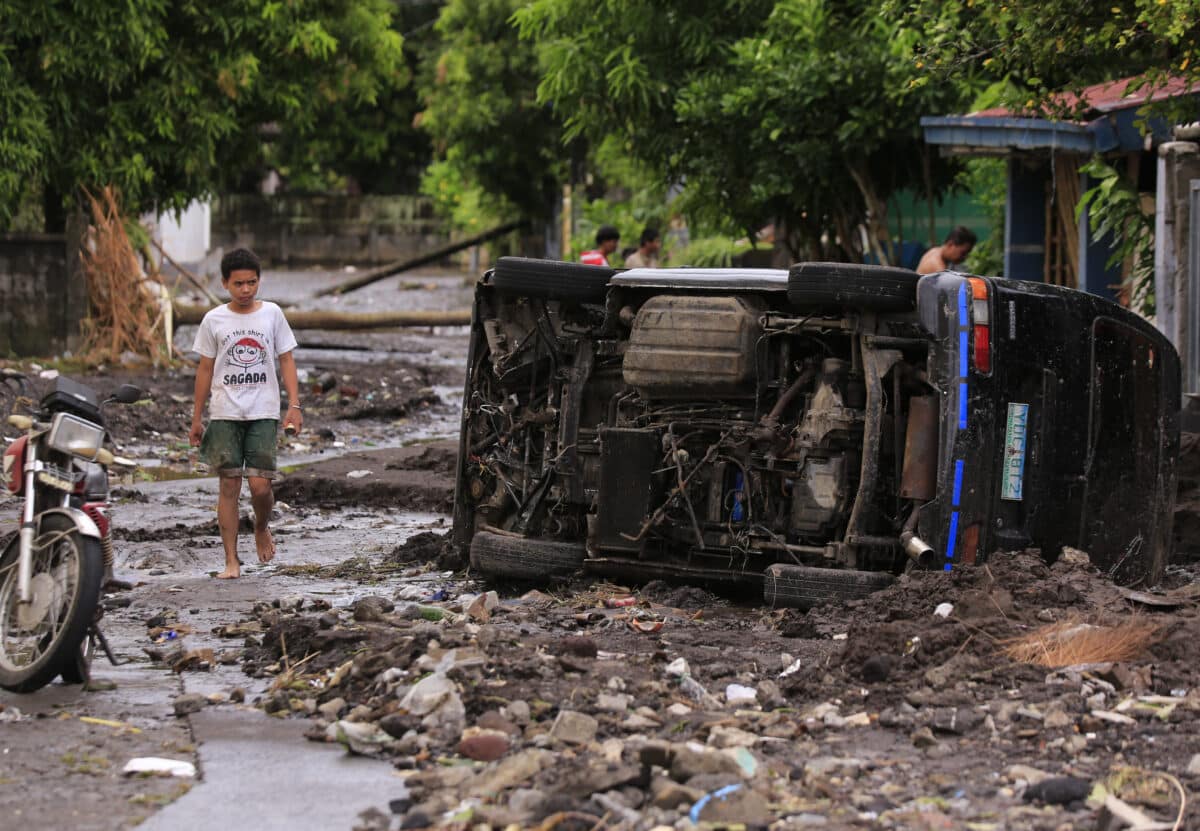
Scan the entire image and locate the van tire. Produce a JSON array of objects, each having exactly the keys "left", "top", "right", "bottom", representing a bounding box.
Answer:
[
  {"left": 492, "top": 257, "right": 613, "bottom": 303},
  {"left": 787, "top": 262, "right": 921, "bottom": 312},
  {"left": 469, "top": 531, "right": 586, "bottom": 581},
  {"left": 763, "top": 563, "right": 893, "bottom": 610}
]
